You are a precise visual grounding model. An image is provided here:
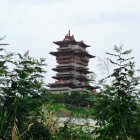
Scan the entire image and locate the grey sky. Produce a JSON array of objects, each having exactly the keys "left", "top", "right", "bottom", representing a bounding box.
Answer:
[{"left": 0, "top": 0, "right": 140, "bottom": 84}]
